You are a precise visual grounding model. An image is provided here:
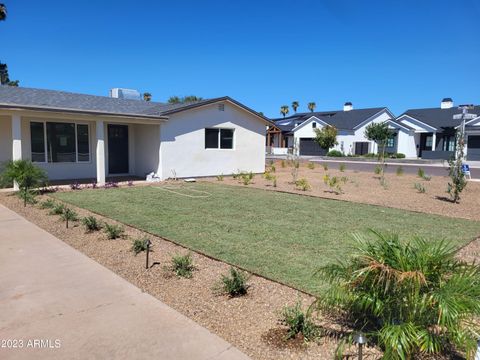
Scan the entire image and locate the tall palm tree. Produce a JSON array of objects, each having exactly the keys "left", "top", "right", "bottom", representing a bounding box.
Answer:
[
  {"left": 280, "top": 105, "right": 289, "bottom": 118},
  {"left": 0, "top": 4, "right": 6, "bottom": 21},
  {"left": 291, "top": 101, "right": 299, "bottom": 113},
  {"left": 308, "top": 102, "right": 316, "bottom": 113}
]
